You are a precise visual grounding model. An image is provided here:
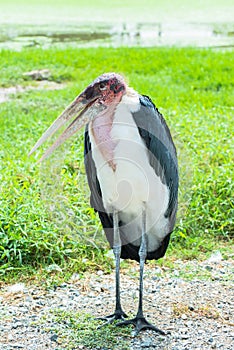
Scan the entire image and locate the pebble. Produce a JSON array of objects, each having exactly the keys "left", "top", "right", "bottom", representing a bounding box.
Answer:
[
  {"left": 23, "top": 69, "right": 51, "bottom": 81},
  {"left": 7, "top": 334, "right": 14, "bottom": 341},
  {"left": 7, "top": 283, "right": 25, "bottom": 294},
  {"left": 180, "top": 334, "right": 189, "bottom": 340},
  {"left": 11, "top": 322, "right": 24, "bottom": 329},
  {"left": 0, "top": 259, "right": 233, "bottom": 350},
  {"left": 141, "top": 338, "right": 153, "bottom": 347},
  {"left": 50, "top": 334, "right": 58, "bottom": 342},
  {"left": 10, "top": 344, "right": 25, "bottom": 349},
  {"left": 207, "top": 251, "right": 223, "bottom": 263}
]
